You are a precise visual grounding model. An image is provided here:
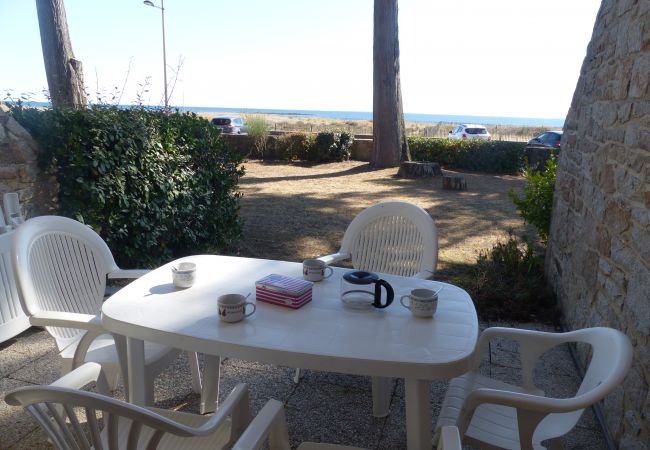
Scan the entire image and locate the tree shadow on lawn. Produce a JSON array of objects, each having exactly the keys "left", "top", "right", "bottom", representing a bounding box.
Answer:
[
  {"left": 240, "top": 160, "right": 373, "bottom": 184},
  {"left": 230, "top": 164, "right": 530, "bottom": 278}
]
